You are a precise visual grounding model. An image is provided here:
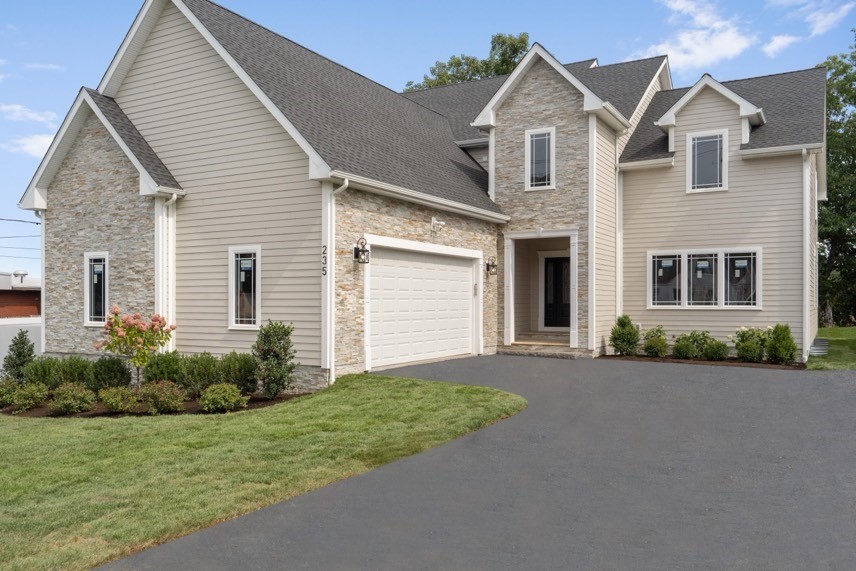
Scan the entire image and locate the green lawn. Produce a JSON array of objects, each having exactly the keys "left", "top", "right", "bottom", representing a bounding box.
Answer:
[
  {"left": 0, "top": 374, "right": 526, "bottom": 570},
  {"left": 807, "top": 327, "right": 856, "bottom": 370}
]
